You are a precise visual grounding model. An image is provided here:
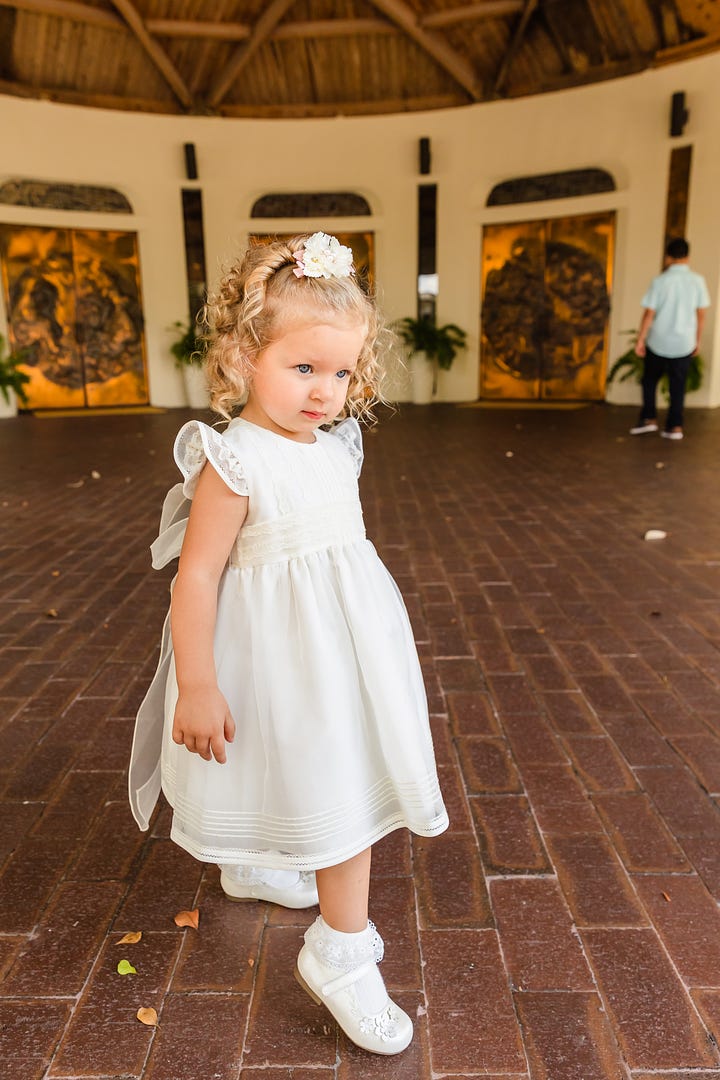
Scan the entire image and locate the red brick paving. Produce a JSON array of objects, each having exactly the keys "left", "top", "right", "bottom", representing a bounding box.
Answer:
[{"left": 1, "top": 402, "right": 720, "bottom": 1078}]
